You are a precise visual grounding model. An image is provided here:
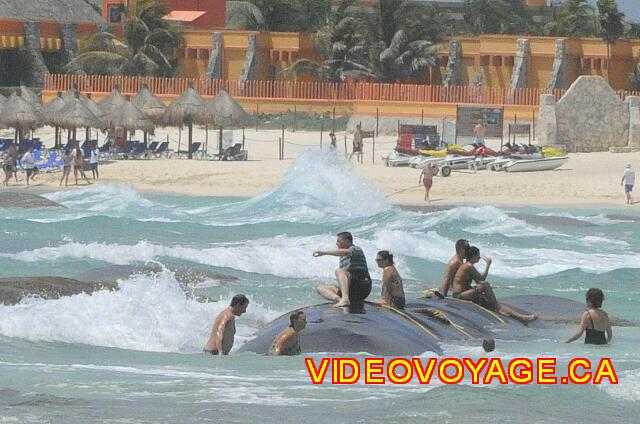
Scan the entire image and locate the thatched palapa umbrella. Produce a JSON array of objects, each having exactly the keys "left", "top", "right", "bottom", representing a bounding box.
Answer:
[
  {"left": 103, "top": 96, "right": 154, "bottom": 137},
  {"left": 133, "top": 83, "right": 165, "bottom": 143},
  {"left": 55, "top": 91, "right": 103, "bottom": 147},
  {"left": 203, "top": 90, "right": 251, "bottom": 156},
  {"left": 98, "top": 84, "right": 126, "bottom": 116},
  {"left": 19, "top": 85, "right": 41, "bottom": 109},
  {"left": 42, "top": 92, "right": 67, "bottom": 148},
  {"left": 0, "top": 88, "right": 43, "bottom": 147},
  {"left": 164, "top": 82, "right": 206, "bottom": 159}
]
